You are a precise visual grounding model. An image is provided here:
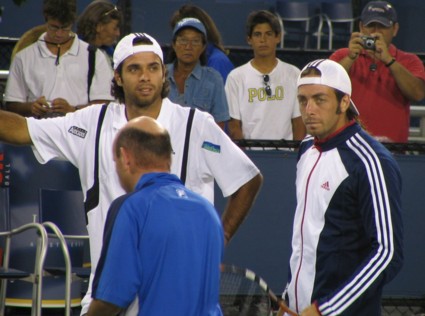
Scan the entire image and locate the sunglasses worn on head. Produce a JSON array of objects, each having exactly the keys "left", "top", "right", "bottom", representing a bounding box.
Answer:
[
  {"left": 103, "top": 6, "right": 118, "bottom": 17},
  {"left": 263, "top": 74, "right": 272, "bottom": 97}
]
